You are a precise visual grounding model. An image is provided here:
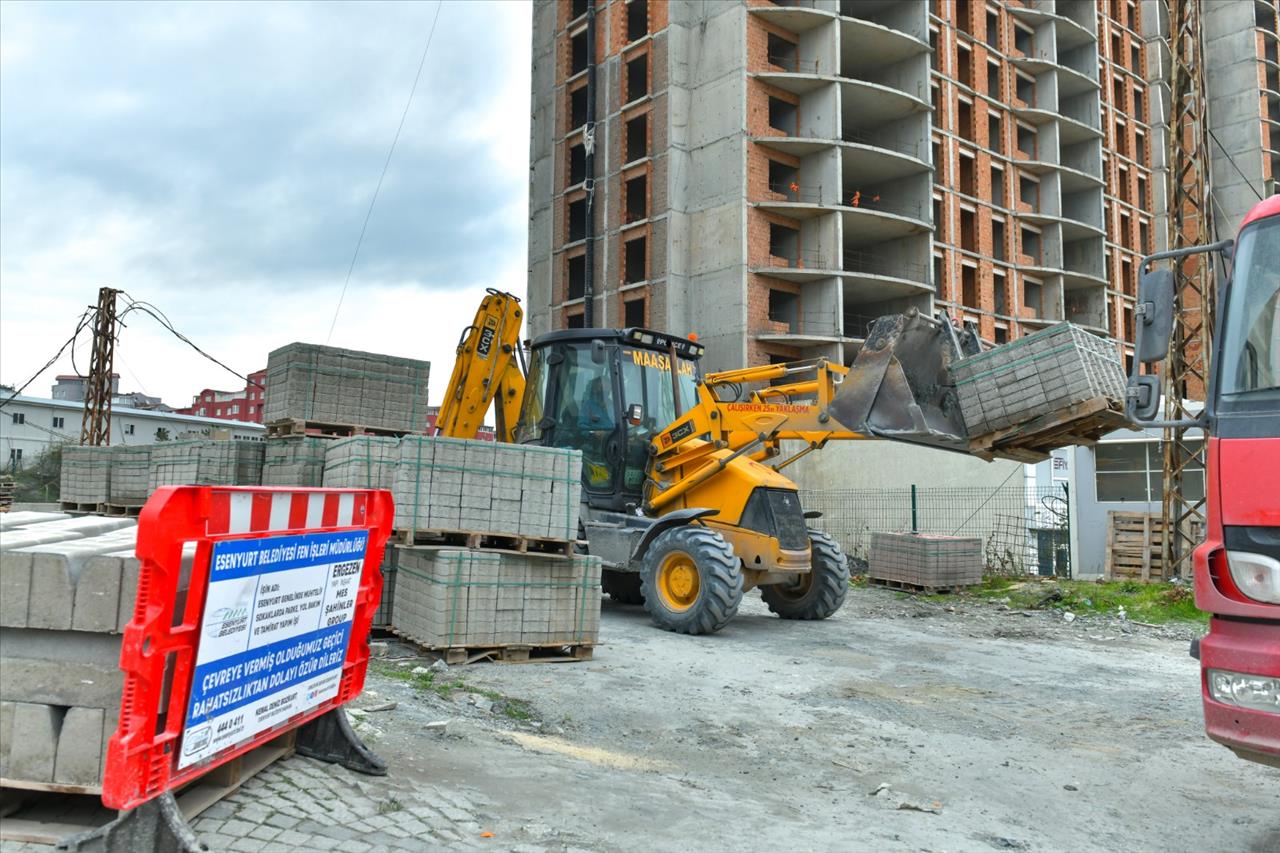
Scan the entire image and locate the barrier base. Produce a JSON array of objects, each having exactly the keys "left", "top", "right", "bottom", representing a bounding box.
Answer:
[
  {"left": 295, "top": 707, "right": 388, "bottom": 776},
  {"left": 57, "top": 792, "right": 205, "bottom": 853}
]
